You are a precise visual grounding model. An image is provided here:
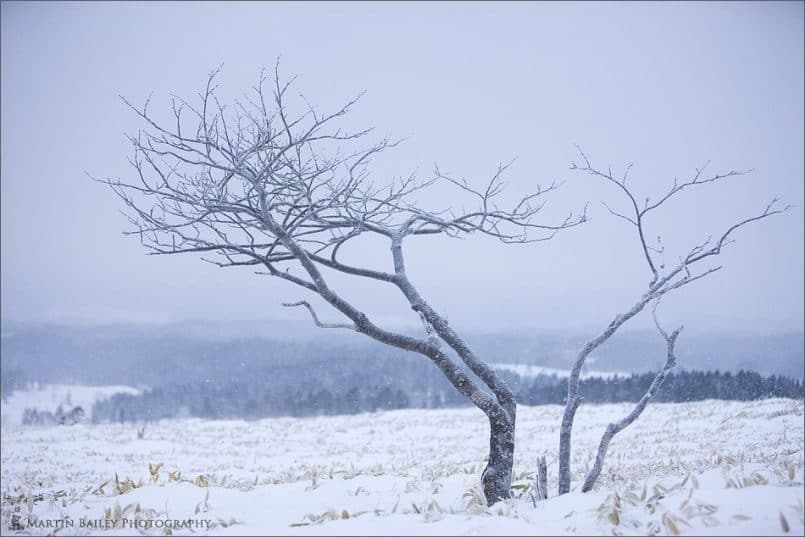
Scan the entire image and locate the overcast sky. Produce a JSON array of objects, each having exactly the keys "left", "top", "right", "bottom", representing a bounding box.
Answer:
[{"left": 2, "top": 1, "right": 802, "bottom": 335}]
